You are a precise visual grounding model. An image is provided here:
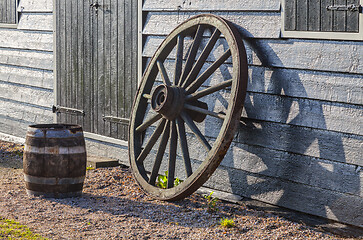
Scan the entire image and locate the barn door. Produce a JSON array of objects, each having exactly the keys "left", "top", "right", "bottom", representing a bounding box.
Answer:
[{"left": 55, "top": 0, "right": 138, "bottom": 140}]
